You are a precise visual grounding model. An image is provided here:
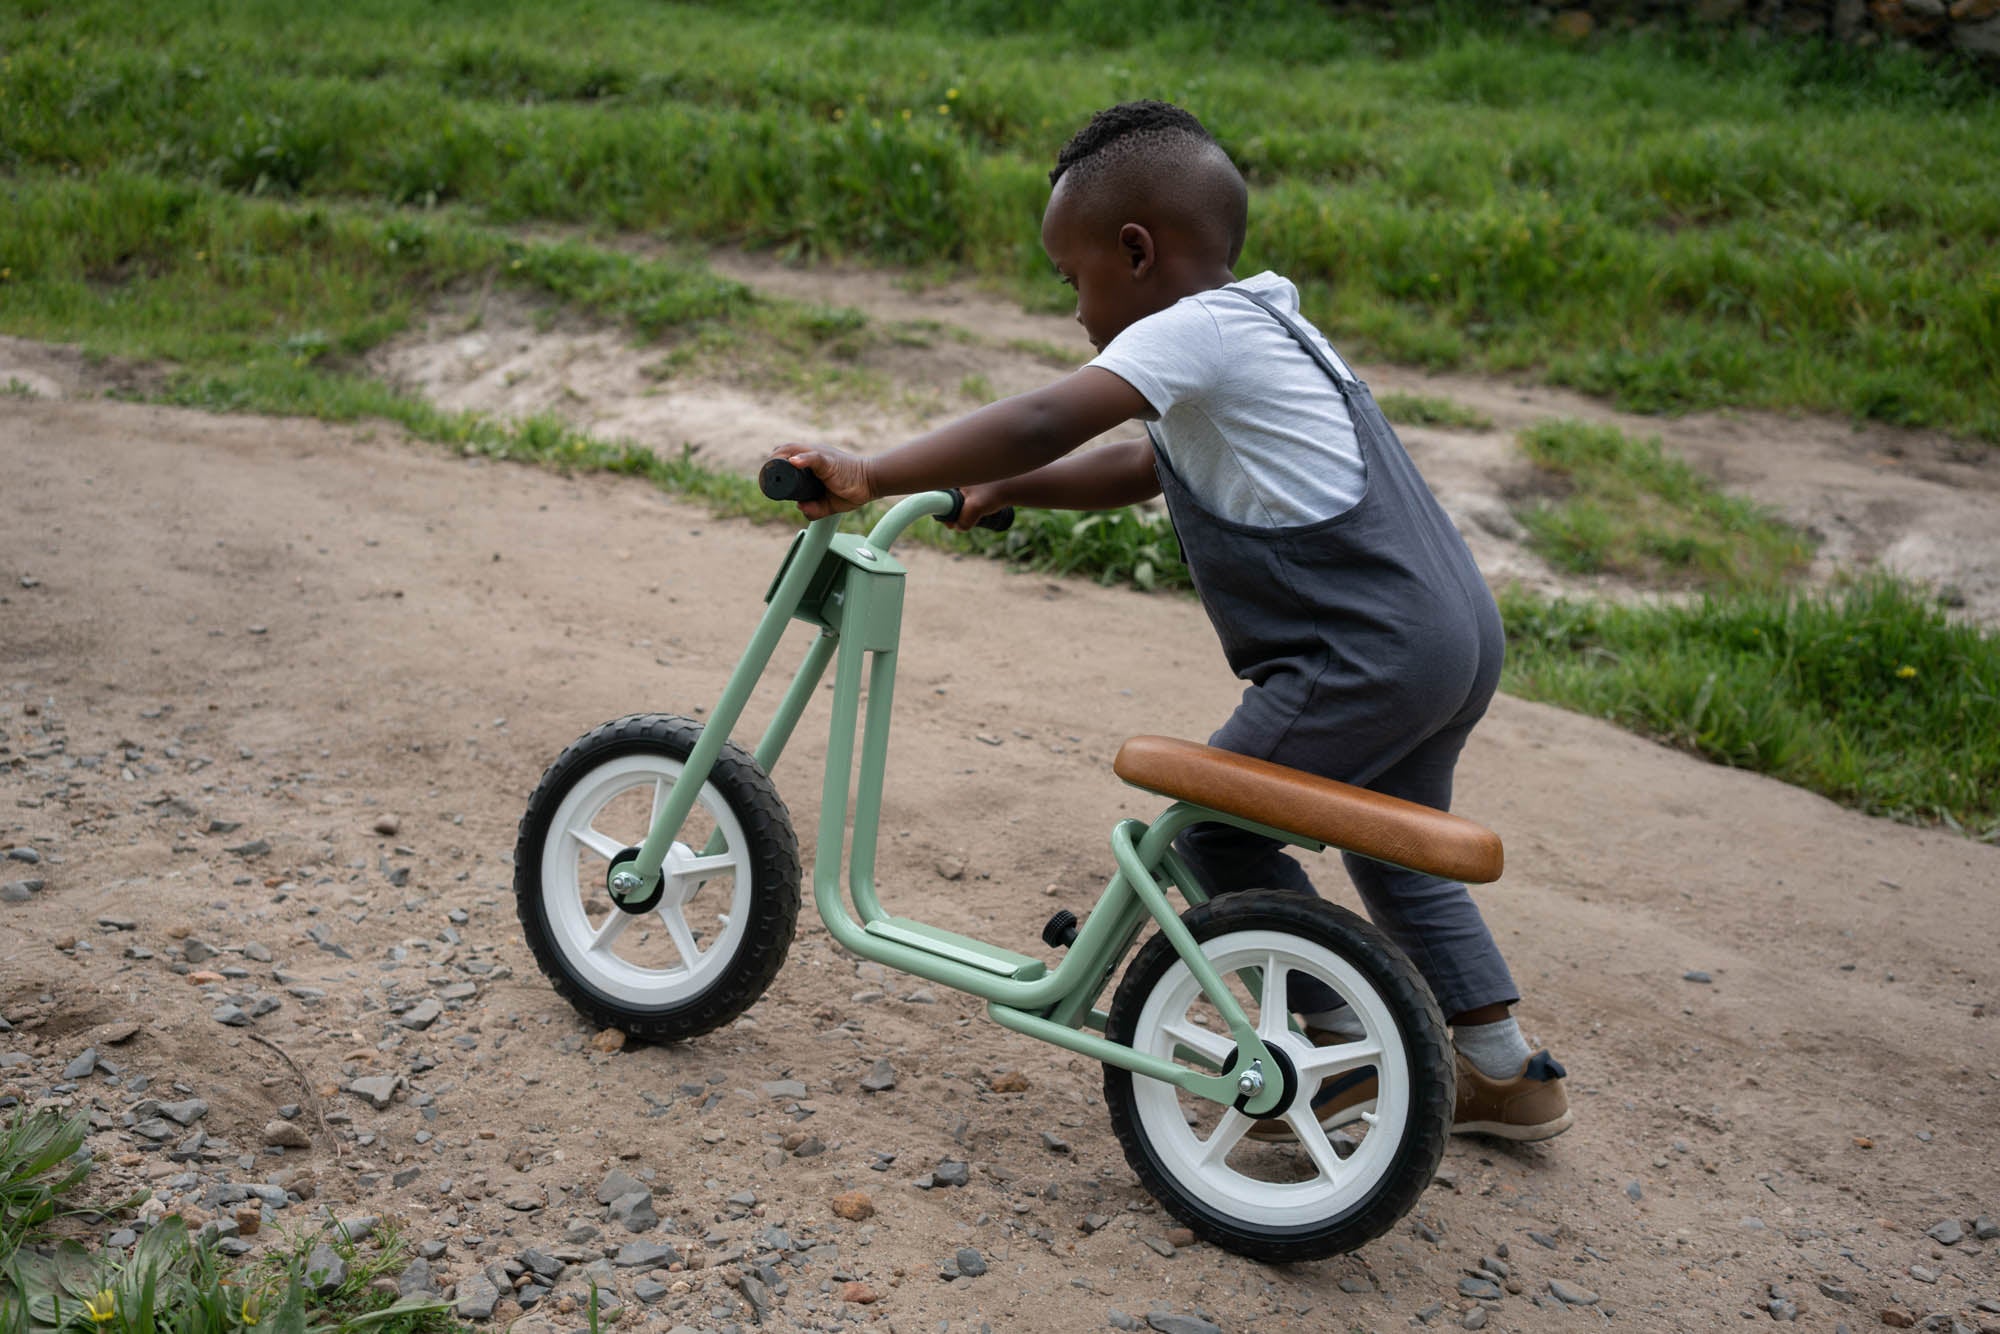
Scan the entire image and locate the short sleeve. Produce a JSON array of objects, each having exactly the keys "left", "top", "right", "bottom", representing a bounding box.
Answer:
[{"left": 1086, "top": 298, "right": 1225, "bottom": 422}]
